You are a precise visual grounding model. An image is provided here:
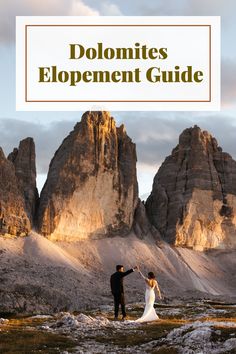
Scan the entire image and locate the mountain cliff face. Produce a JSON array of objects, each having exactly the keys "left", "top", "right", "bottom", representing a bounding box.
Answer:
[
  {"left": 146, "top": 126, "right": 236, "bottom": 250},
  {"left": 0, "top": 147, "right": 31, "bottom": 236},
  {"left": 8, "top": 138, "right": 39, "bottom": 225},
  {"left": 37, "top": 111, "right": 138, "bottom": 241},
  {"left": 2, "top": 118, "right": 236, "bottom": 251}
]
